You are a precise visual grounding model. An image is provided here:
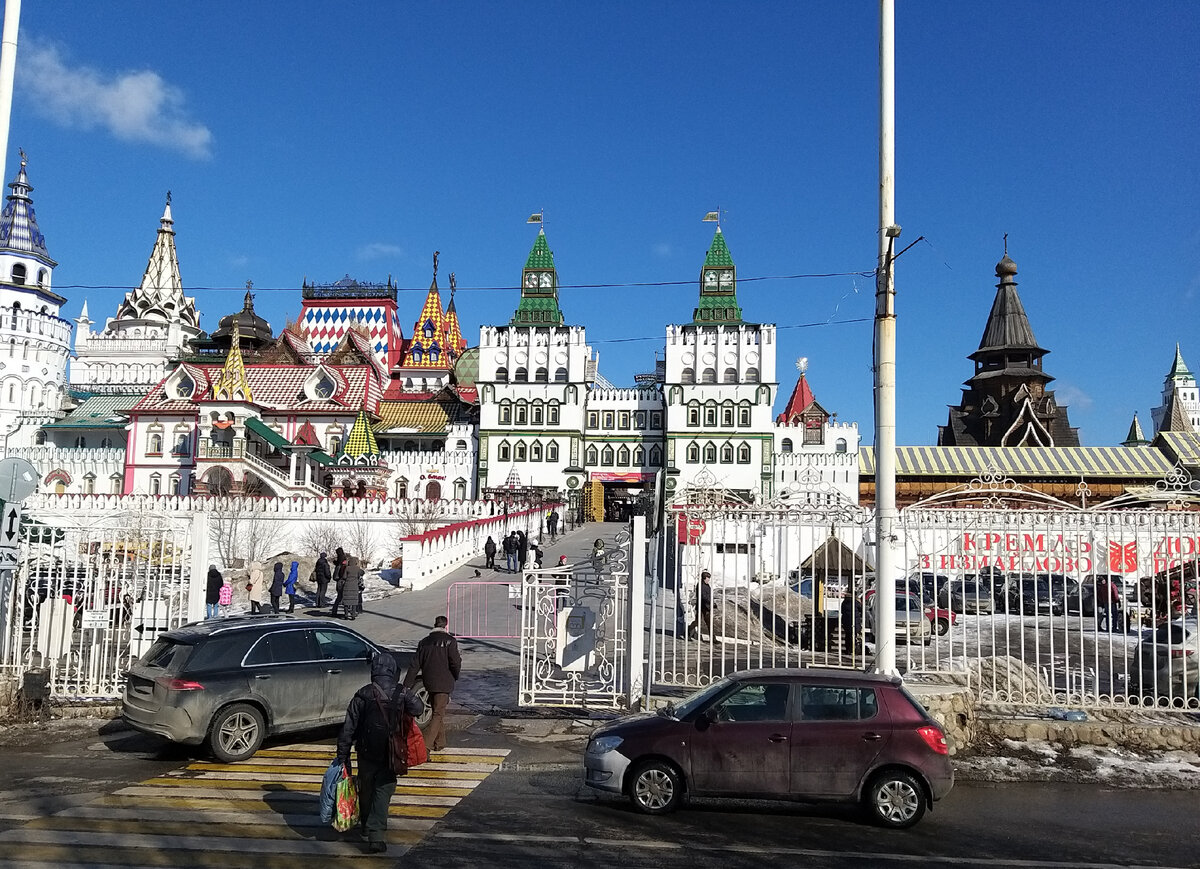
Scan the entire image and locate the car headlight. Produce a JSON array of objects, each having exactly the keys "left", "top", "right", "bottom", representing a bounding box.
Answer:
[{"left": 587, "top": 735, "right": 623, "bottom": 755}]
